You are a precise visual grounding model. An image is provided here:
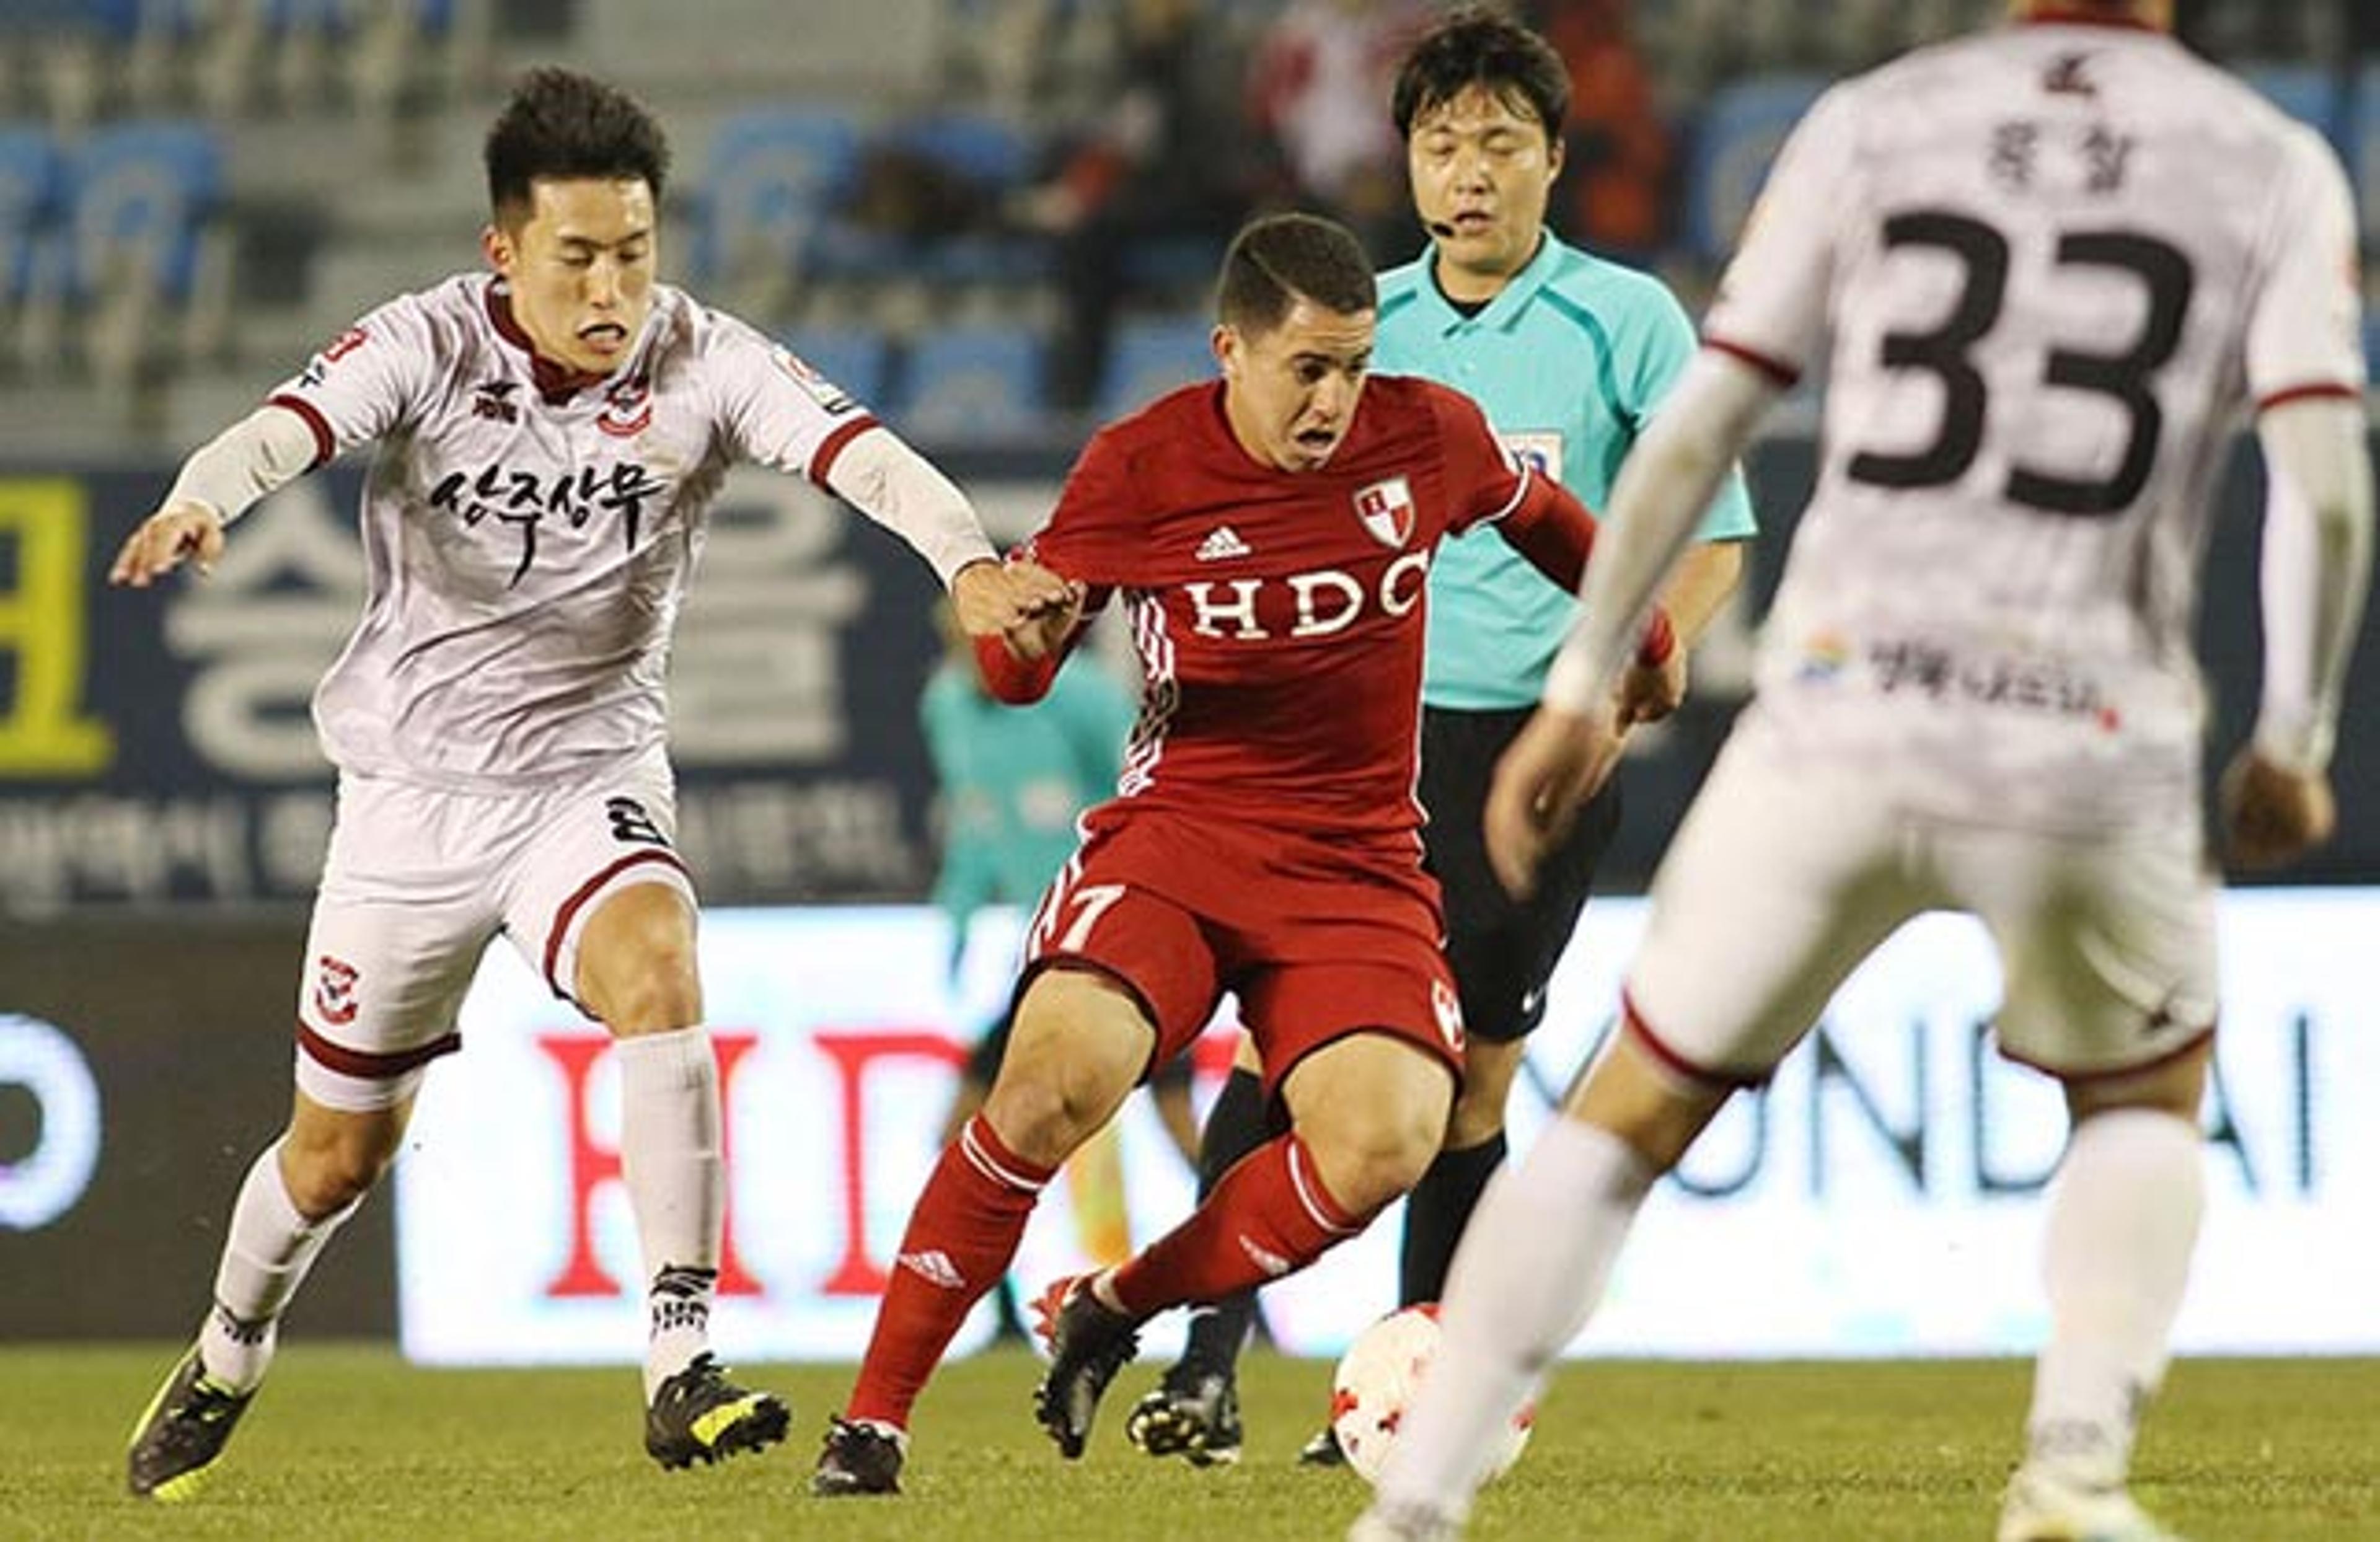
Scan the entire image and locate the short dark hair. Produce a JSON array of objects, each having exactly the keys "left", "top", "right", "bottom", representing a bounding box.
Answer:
[
  {"left": 1215, "top": 213, "right": 1375, "bottom": 335},
  {"left": 484, "top": 67, "right": 671, "bottom": 223},
  {"left": 1391, "top": 7, "right": 1569, "bottom": 143}
]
